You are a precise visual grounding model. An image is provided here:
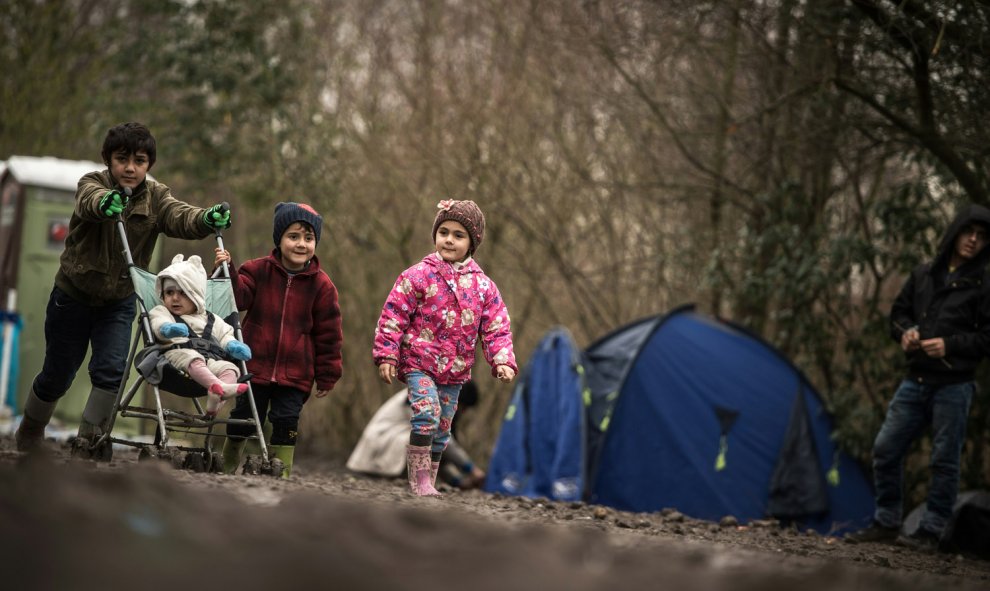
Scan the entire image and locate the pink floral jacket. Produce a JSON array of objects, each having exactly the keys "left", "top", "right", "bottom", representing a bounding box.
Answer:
[{"left": 373, "top": 253, "right": 516, "bottom": 384}]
